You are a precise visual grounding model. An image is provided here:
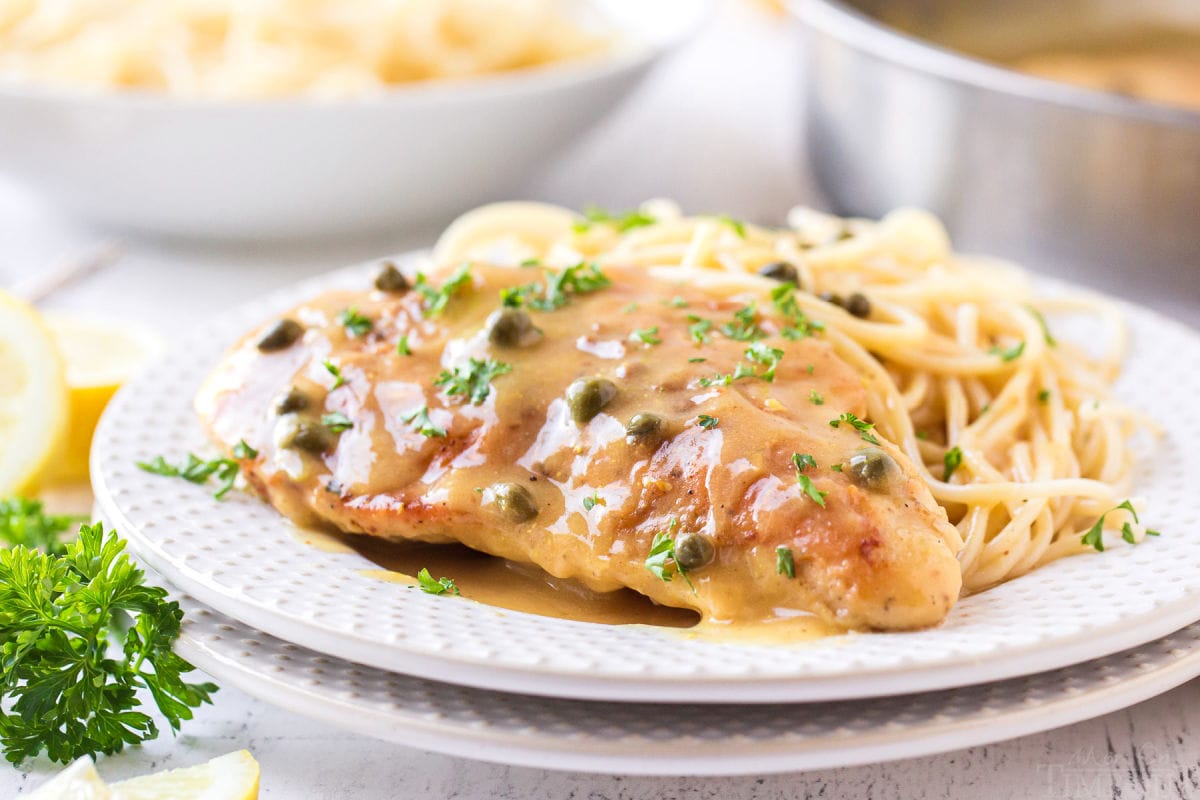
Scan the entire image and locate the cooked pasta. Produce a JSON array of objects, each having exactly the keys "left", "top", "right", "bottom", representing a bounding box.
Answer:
[
  {"left": 432, "top": 200, "right": 1157, "bottom": 592},
  {"left": 0, "top": 0, "right": 611, "bottom": 98}
]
